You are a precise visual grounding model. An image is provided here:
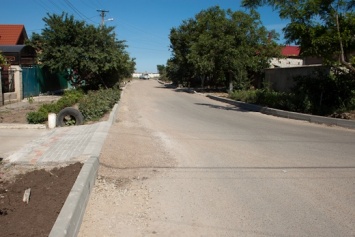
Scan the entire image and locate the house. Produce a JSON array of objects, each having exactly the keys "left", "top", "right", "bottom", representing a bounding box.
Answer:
[
  {"left": 0, "top": 24, "right": 36, "bottom": 105},
  {"left": 0, "top": 24, "right": 28, "bottom": 45},
  {"left": 0, "top": 24, "right": 35, "bottom": 66},
  {"left": 270, "top": 46, "right": 303, "bottom": 68},
  {"left": 0, "top": 24, "right": 69, "bottom": 106},
  {"left": 266, "top": 45, "right": 325, "bottom": 92},
  {"left": 270, "top": 45, "right": 323, "bottom": 68}
]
